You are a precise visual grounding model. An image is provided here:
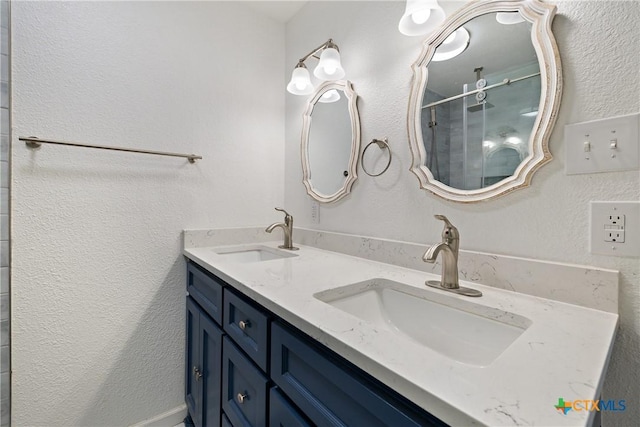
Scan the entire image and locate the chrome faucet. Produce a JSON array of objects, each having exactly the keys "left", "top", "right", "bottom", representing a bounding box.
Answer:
[
  {"left": 423, "top": 215, "right": 482, "bottom": 297},
  {"left": 265, "top": 207, "right": 299, "bottom": 251}
]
